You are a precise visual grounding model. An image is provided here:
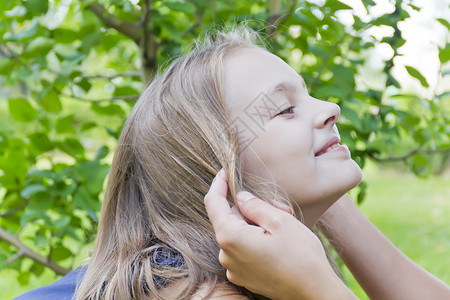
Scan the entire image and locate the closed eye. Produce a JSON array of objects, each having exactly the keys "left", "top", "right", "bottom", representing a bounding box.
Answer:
[{"left": 275, "top": 105, "right": 295, "bottom": 117}]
